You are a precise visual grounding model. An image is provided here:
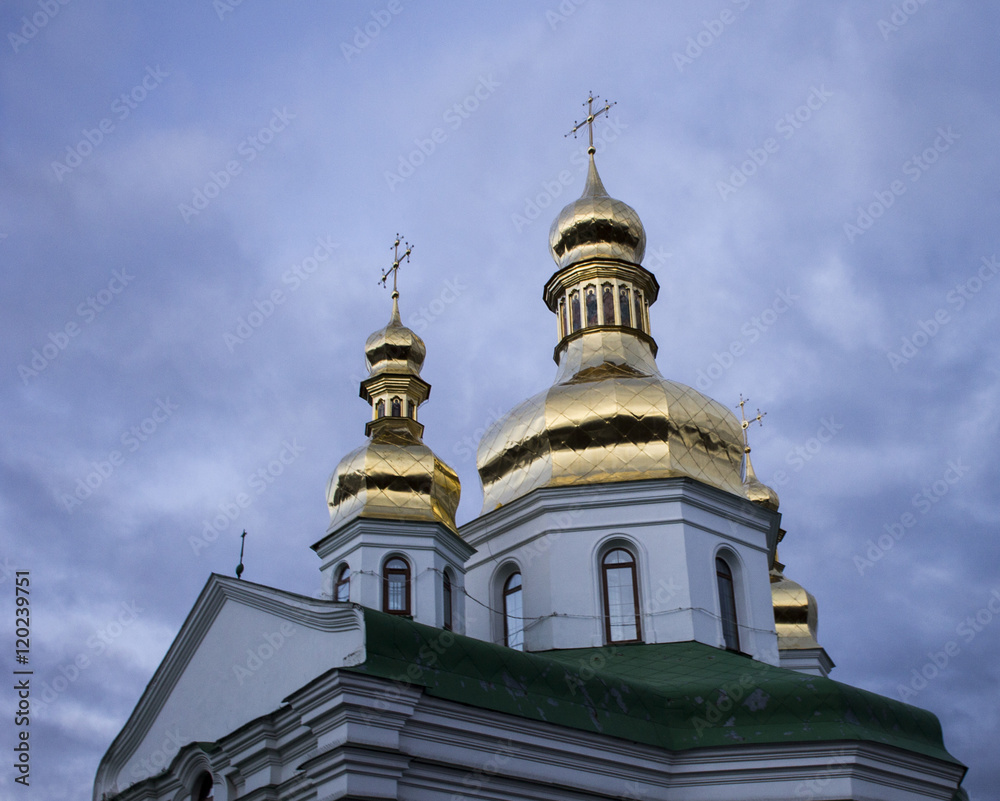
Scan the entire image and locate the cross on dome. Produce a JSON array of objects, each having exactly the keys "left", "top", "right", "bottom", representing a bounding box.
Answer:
[
  {"left": 380, "top": 235, "right": 412, "bottom": 295},
  {"left": 565, "top": 93, "right": 616, "bottom": 155},
  {"left": 737, "top": 394, "right": 766, "bottom": 455}
]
